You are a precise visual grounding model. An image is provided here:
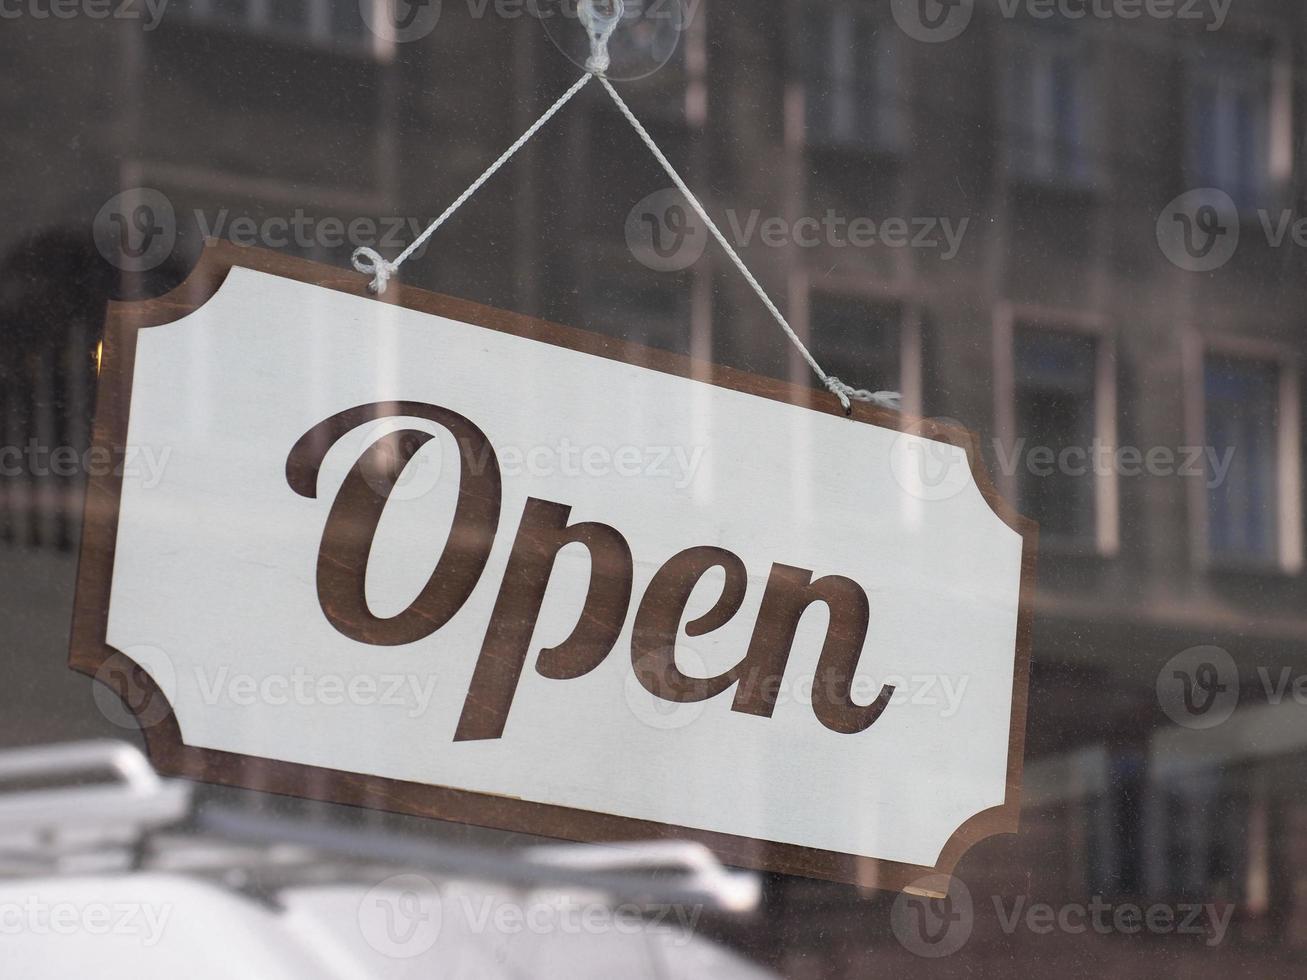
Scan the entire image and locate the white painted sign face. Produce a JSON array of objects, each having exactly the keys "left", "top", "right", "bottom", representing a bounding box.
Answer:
[{"left": 73, "top": 245, "right": 1034, "bottom": 890}]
